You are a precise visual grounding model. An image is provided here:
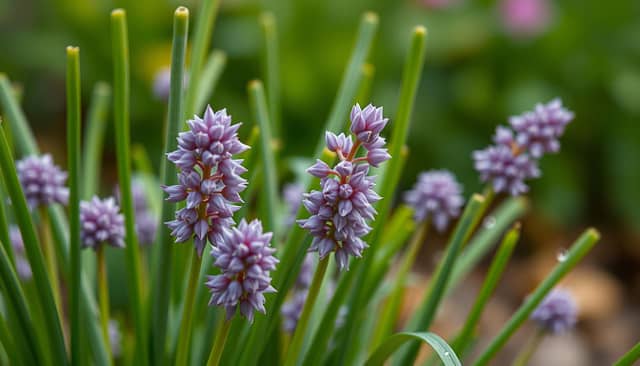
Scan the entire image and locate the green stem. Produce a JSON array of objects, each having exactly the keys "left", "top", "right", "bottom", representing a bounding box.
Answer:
[
  {"left": 82, "top": 82, "right": 111, "bottom": 200},
  {"left": 184, "top": 0, "right": 221, "bottom": 118},
  {"left": 194, "top": 50, "right": 227, "bottom": 114},
  {"left": 339, "top": 26, "right": 427, "bottom": 365},
  {"left": 96, "top": 246, "right": 112, "bottom": 363},
  {"left": 614, "top": 341, "right": 640, "bottom": 366},
  {"left": 398, "top": 194, "right": 486, "bottom": 366},
  {"left": 473, "top": 228, "right": 600, "bottom": 366},
  {"left": 0, "top": 178, "right": 14, "bottom": 266},
  {"left": 451, "top": 224, "right": 520, "bottom": 356},
  {"left": 285, "top": 256, "right": 330, "bottom": 366},
  {"left": 511, "top": 329, "right": 545, "bottom": 366},
  {"left": 259, "top": 12, "right": 281, "bottom": 140},
  {"left": 371, "top": 222, "right": 429, "bottom": 350},
  {"left": 248, "top": 80, "right": 279, "bottom": 233},
  {"left": 150, "top": 7, "right": 189, "bottom": 364},
  {"left": 110, "top": 10, "right": 147, "bottom": 366},
  {"left": 174, "top": 251, "right": 203, "bottom": 366},
  {"left": 207, "top": 319, "right": 232, "bottom": 366}
]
